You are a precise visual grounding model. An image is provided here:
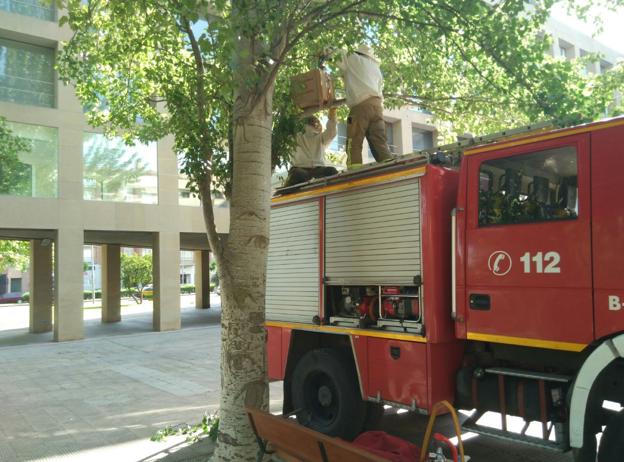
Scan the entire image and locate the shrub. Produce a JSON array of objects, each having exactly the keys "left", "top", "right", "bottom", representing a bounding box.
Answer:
[
  {"left": 20, "top": 292, "right": 29, "bottom": 302},
  {"left": 83, "top": 290, "right": 102, "bottom": 300},
  {"left": 180, "top": 284, "right": 195, "bottom": 294}
]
